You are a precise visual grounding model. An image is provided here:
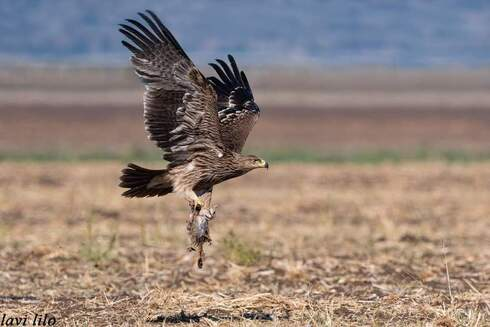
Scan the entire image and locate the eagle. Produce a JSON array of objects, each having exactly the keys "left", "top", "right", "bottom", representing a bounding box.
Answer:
[{"left": 117, "top": 10, "right": 268, "bottom": 267}]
